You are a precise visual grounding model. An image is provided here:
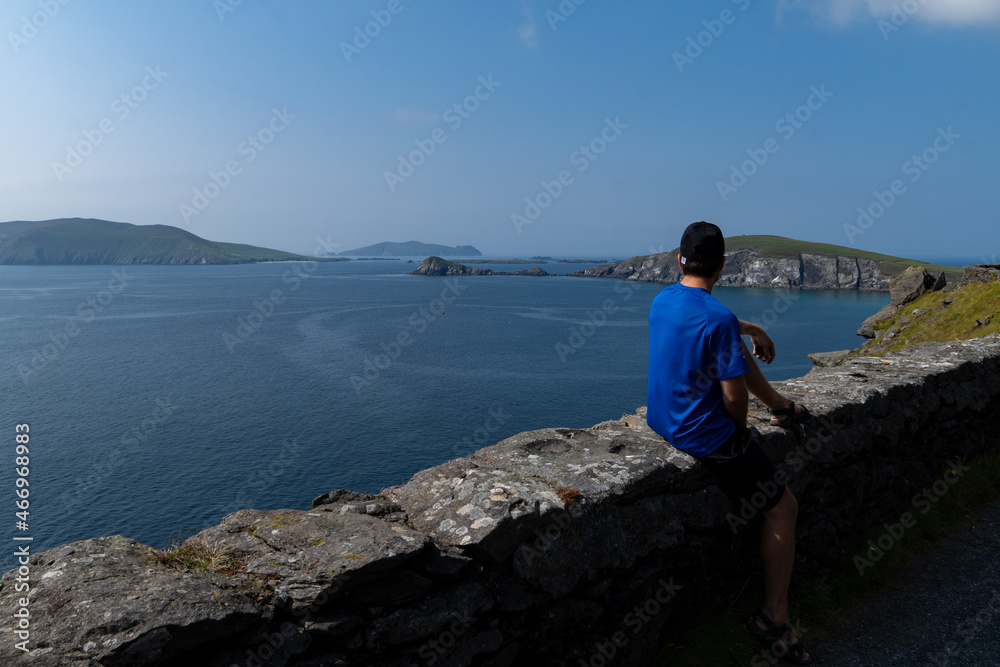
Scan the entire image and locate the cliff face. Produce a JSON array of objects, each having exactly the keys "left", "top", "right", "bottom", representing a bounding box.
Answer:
[
  {"left": 572, "top": 247, "right": 894, "bottom": 291},
  {"left": 4, "top": 336, "right": 1000, "bottom": 666}
]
